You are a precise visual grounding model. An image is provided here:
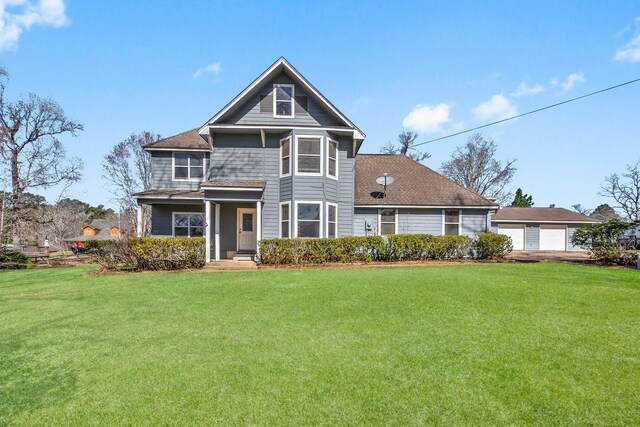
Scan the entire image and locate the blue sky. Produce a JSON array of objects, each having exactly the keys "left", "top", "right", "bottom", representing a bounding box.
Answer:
[{"left": 1, "top": 0, "right": 639, "bottom": 211}]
